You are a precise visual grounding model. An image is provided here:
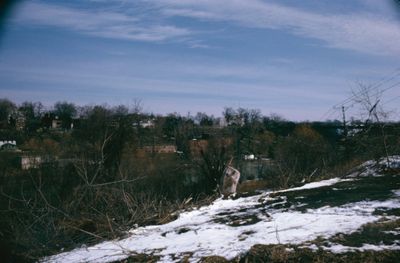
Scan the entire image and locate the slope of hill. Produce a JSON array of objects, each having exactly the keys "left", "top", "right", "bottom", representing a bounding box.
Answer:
[{"left": 42, "top": 157, "right": 400, "bottom": 262}]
